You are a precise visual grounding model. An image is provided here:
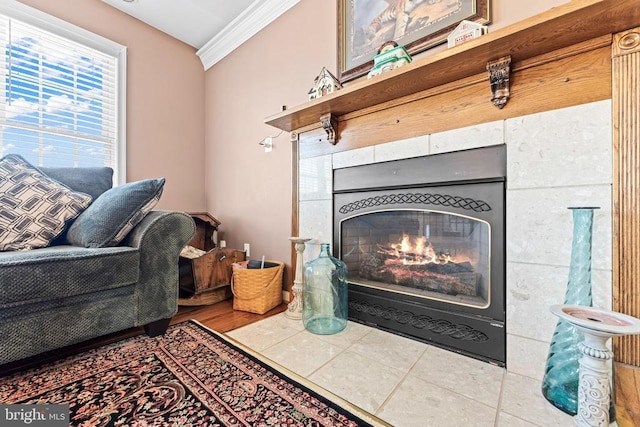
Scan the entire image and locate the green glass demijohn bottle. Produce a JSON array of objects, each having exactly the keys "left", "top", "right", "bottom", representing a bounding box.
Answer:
[{"left": 302, "top": 243, "right": 348, "bottom": 335}]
